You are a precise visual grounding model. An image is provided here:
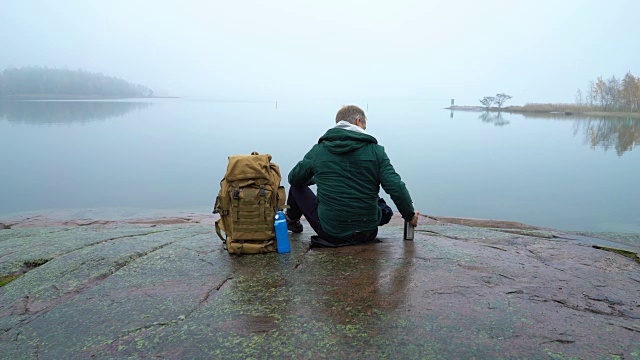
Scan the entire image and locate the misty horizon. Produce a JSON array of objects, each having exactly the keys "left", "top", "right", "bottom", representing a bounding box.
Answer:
[{"left": 1, "top": 1, "right": 639, "bottom": 105}]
